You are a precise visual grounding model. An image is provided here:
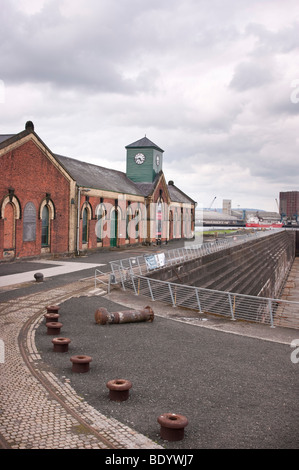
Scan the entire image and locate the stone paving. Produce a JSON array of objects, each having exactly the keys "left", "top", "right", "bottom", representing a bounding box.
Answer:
[
  {"left": 1, "top": 245, "right": 298, "bottom": 449},
  {"left": 0, "top": 279, "right": 162, "bottom": 449}
]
